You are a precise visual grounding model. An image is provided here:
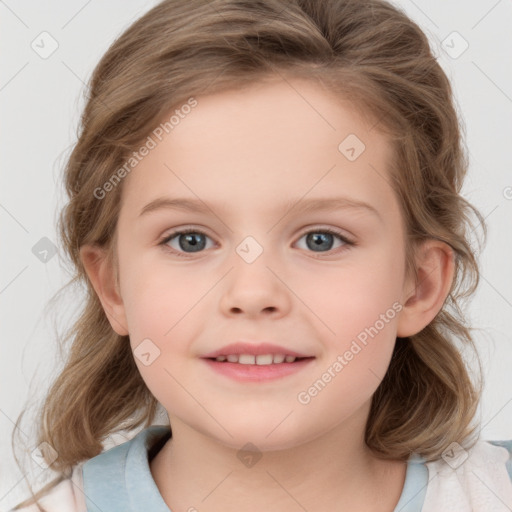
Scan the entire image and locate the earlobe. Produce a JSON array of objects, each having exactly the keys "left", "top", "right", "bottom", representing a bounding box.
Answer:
[
  {"left": 396, "top": 240, "right": 455, "bottom": 338},
  {"left": 79, "top": 244, "right": 129, "bottom": 336}
]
